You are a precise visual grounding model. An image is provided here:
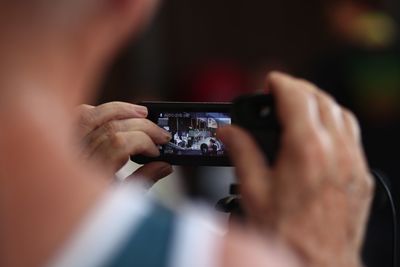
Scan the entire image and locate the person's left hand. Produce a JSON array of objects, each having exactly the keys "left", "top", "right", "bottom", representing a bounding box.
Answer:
[{"left": 76, "top": 101, "right": 173, "bottom": 182}]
